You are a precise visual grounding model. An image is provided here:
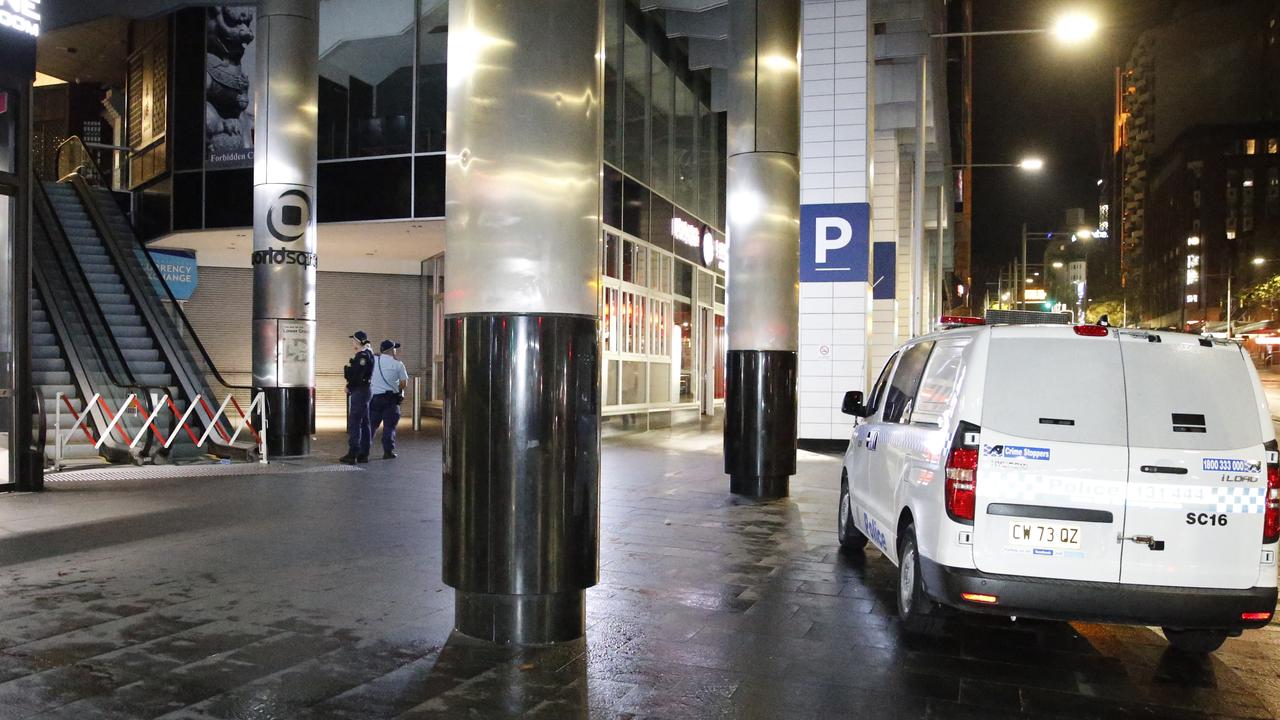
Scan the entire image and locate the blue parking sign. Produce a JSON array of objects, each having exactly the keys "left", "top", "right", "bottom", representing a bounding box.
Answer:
[{"left": 799, "top": 203, "right": 870, "bottom": 283}]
